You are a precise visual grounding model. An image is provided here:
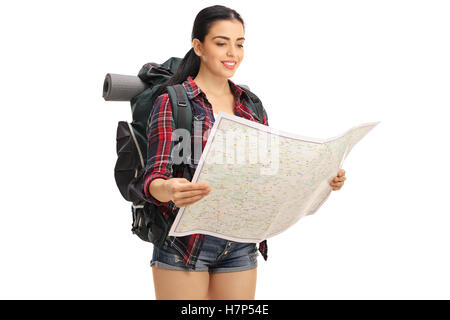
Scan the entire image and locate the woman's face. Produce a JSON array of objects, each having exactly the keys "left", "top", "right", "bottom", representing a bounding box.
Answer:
[{"left": 193, "top": 19, "right": 245, "bottom": 78}]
